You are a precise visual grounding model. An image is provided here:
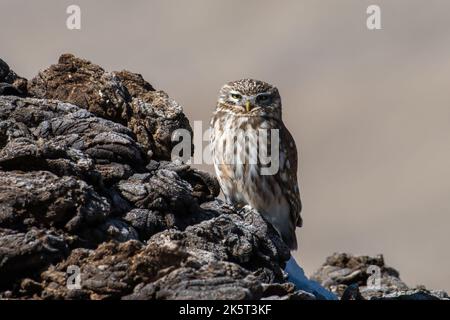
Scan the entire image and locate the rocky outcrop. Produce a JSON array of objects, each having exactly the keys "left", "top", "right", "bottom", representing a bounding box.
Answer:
[
  {"left": 27, "top": 54, "right": 192, "bottom": 160},
  {"left": 0, "top": 58, "right": 27, "bottom": 96},
  {"left": 0, "top": 55, "right": 447, "bottom": 300},
  {"left": 312, "top": 253, "right": 448, "bottom": 300}
]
